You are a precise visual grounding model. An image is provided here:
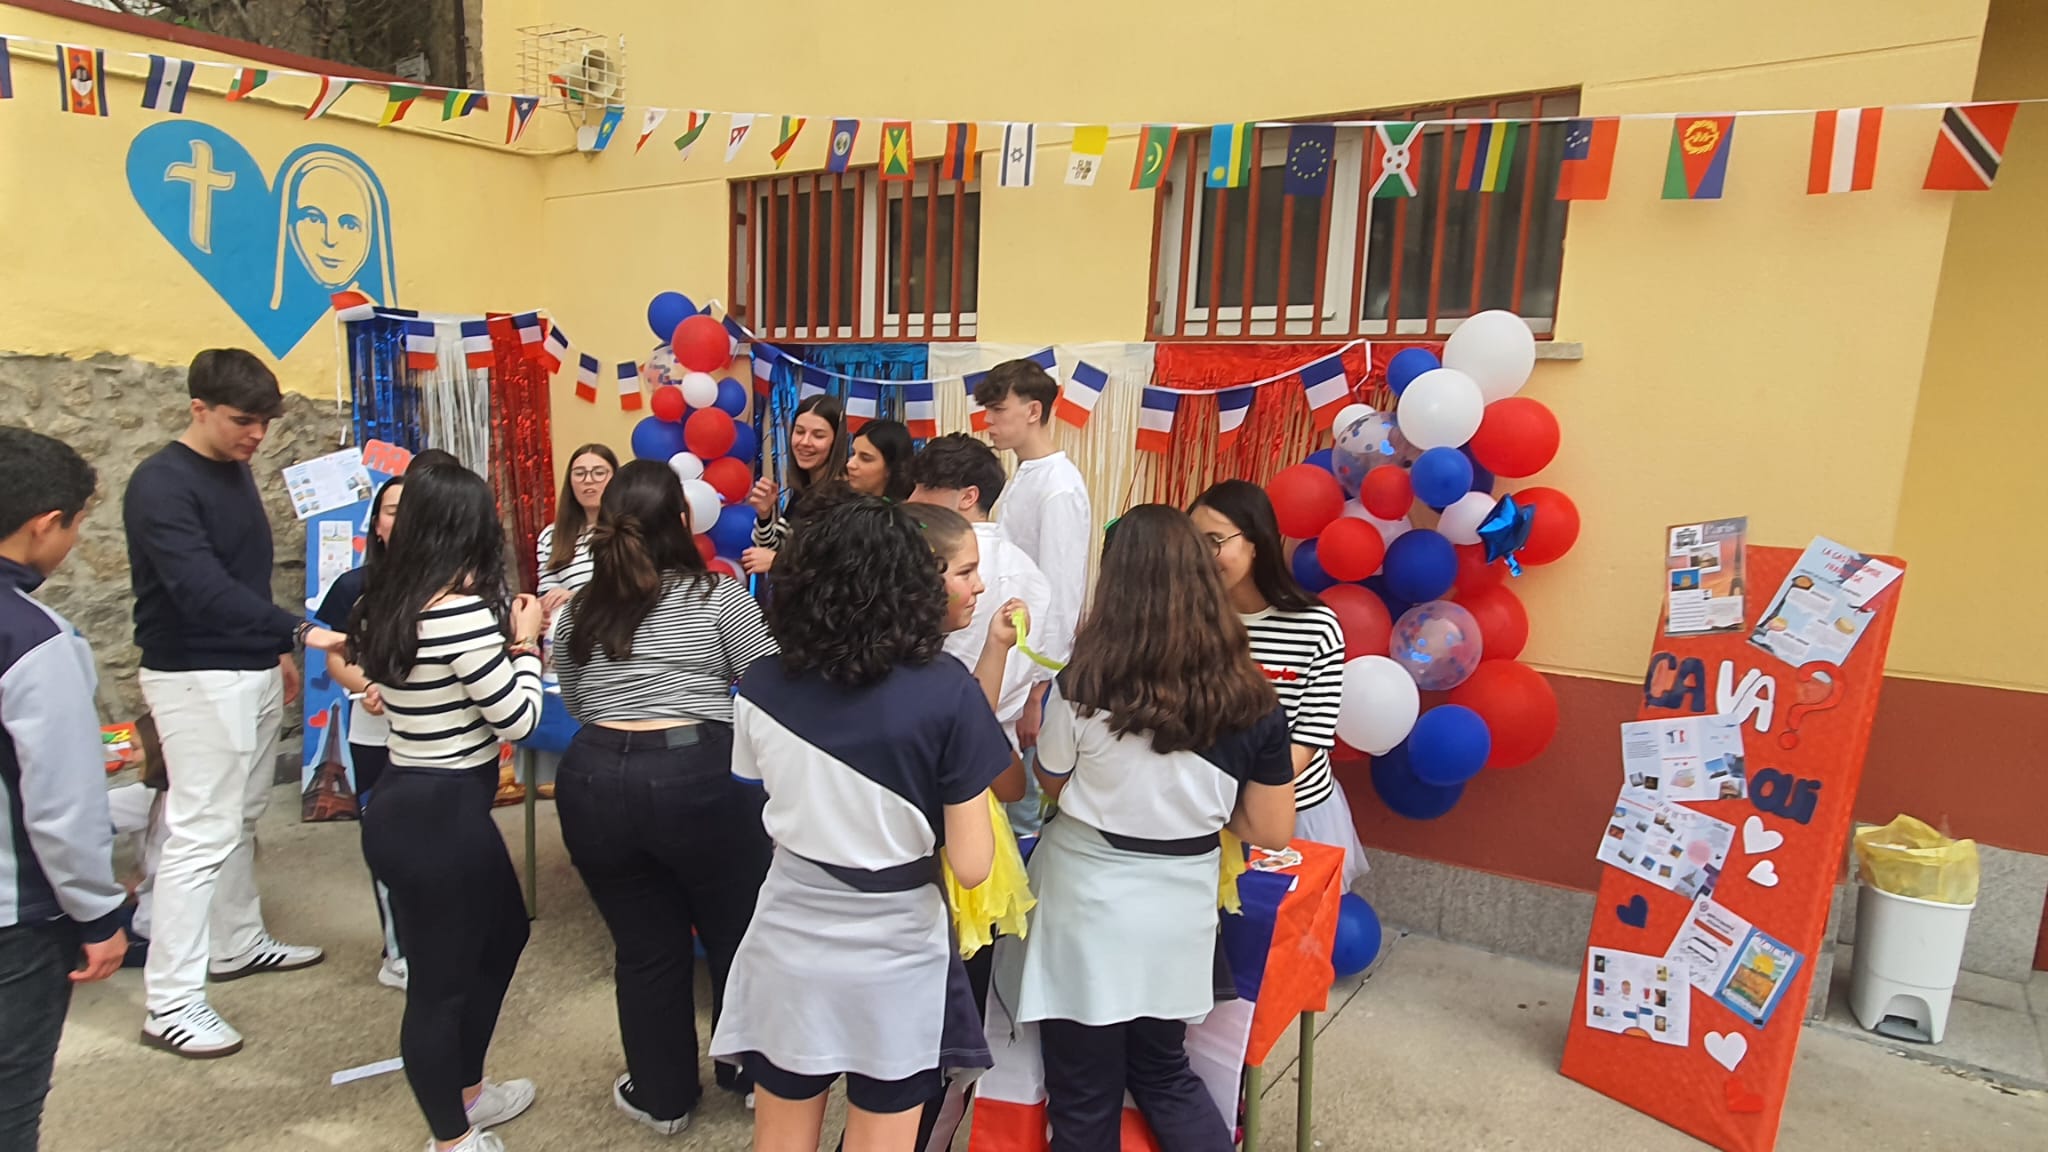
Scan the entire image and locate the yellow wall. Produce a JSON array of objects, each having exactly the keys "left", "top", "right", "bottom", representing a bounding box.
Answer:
[{"left": 1890, "top": 0, "right": 2048, "bottom": 692}]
